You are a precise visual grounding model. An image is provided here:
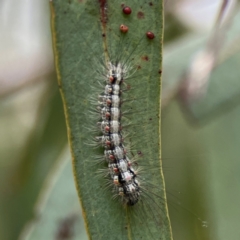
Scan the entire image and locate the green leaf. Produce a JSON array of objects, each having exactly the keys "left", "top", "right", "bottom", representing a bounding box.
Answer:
[
  {"left": 162, "top": 99, "right": 240, "bottom": 240},
  {"left": 162, "top": 33, "right": 207, "bottom": 105},
  {"left": 19, "top": 147, "right": 88, "bottom": 240},
  {"left": 0, "top": 83, "right": 67, "bottom": 240},
  {"left": 183, "top": 49, "right": 240, "bottom": 122},
  {"left": 162, "top": 9, "right": 240, "bottom": 121},
  {"left": 51, "top": 0, "right": 171, "bottom": 239}
]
